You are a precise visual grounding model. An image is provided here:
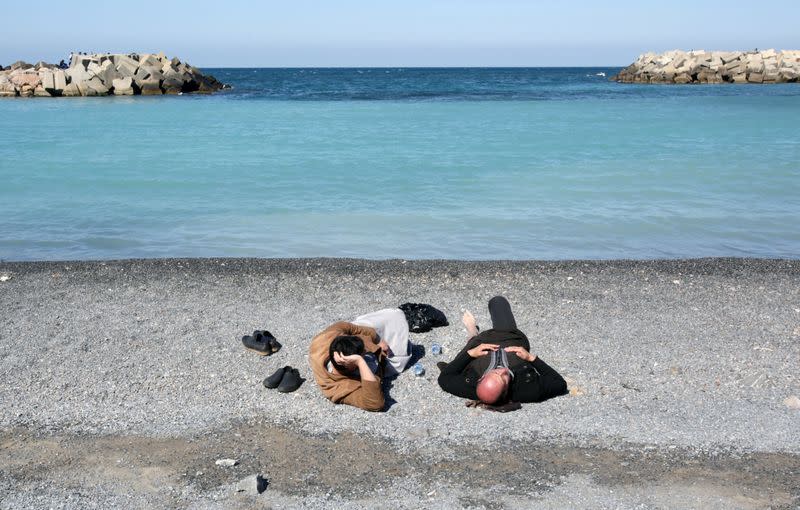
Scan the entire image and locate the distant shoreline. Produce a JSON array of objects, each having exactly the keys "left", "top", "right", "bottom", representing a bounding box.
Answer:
[{"left": 3, "top": 256, "right": 798, "bottom": 275}]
